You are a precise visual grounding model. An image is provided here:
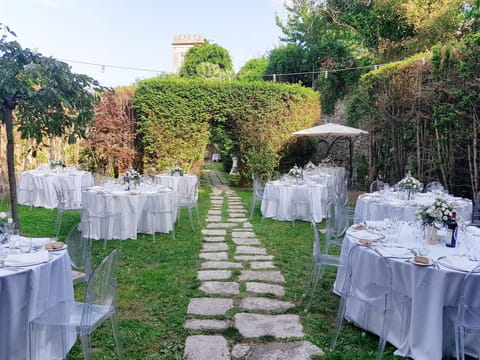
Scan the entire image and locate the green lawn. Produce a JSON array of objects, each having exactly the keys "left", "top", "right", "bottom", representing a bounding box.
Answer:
[{"left": 0, "top": 168, "right": 401, "bottom": 359}]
